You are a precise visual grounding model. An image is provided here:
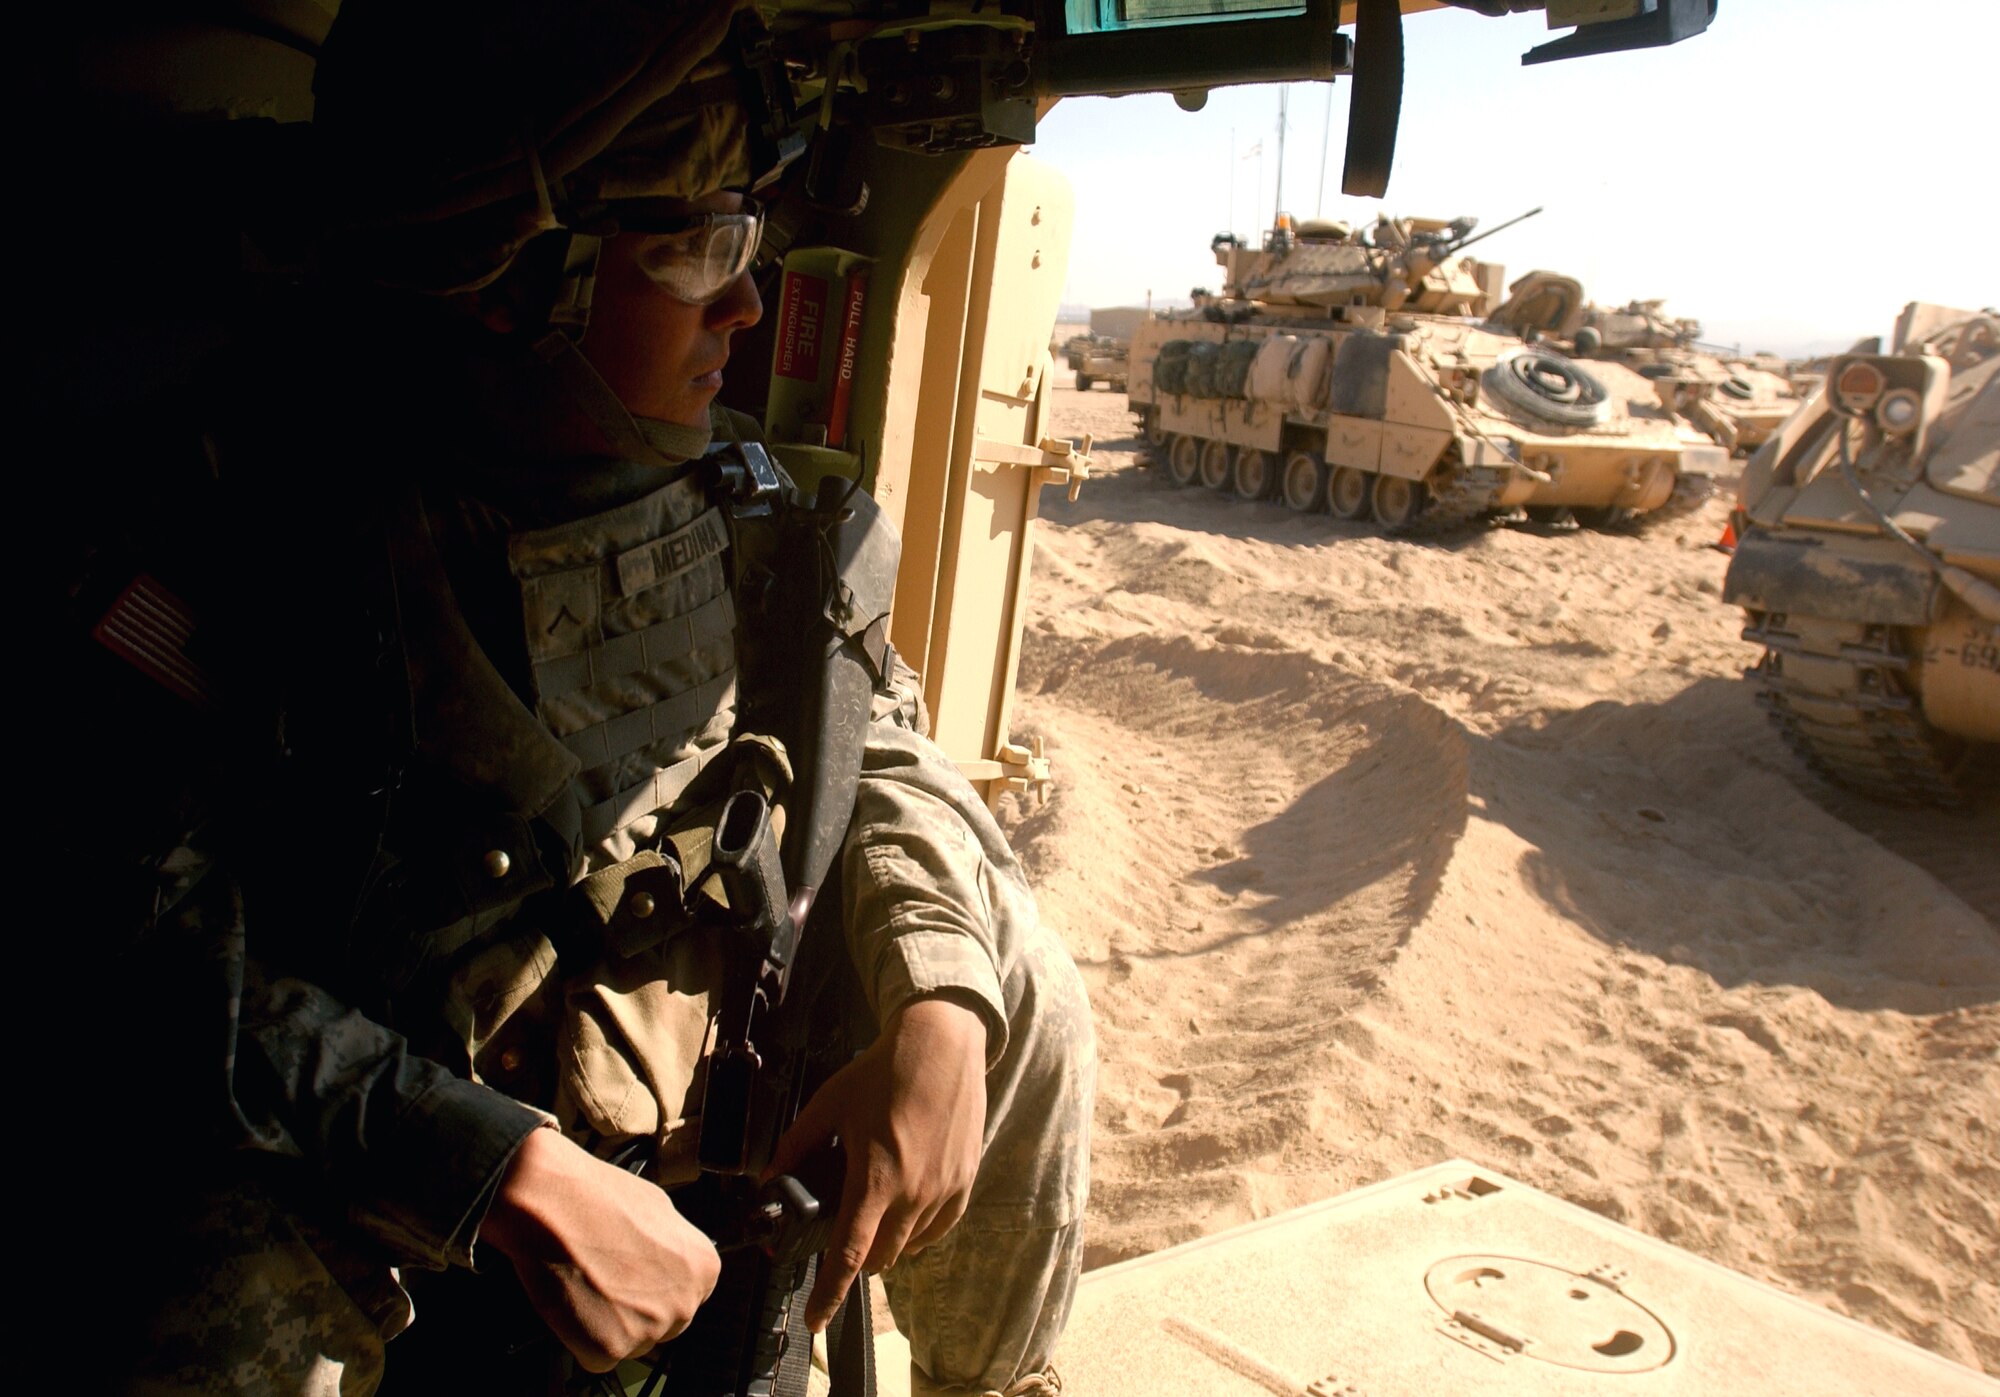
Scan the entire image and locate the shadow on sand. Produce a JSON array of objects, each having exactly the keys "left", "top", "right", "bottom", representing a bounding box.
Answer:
[
  {"left": 1469, "top": 677, "right": 2000, "bottom": 1013},
  {"left": 1040, "top": 462, "right": 1498, "bottom": 556}
]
